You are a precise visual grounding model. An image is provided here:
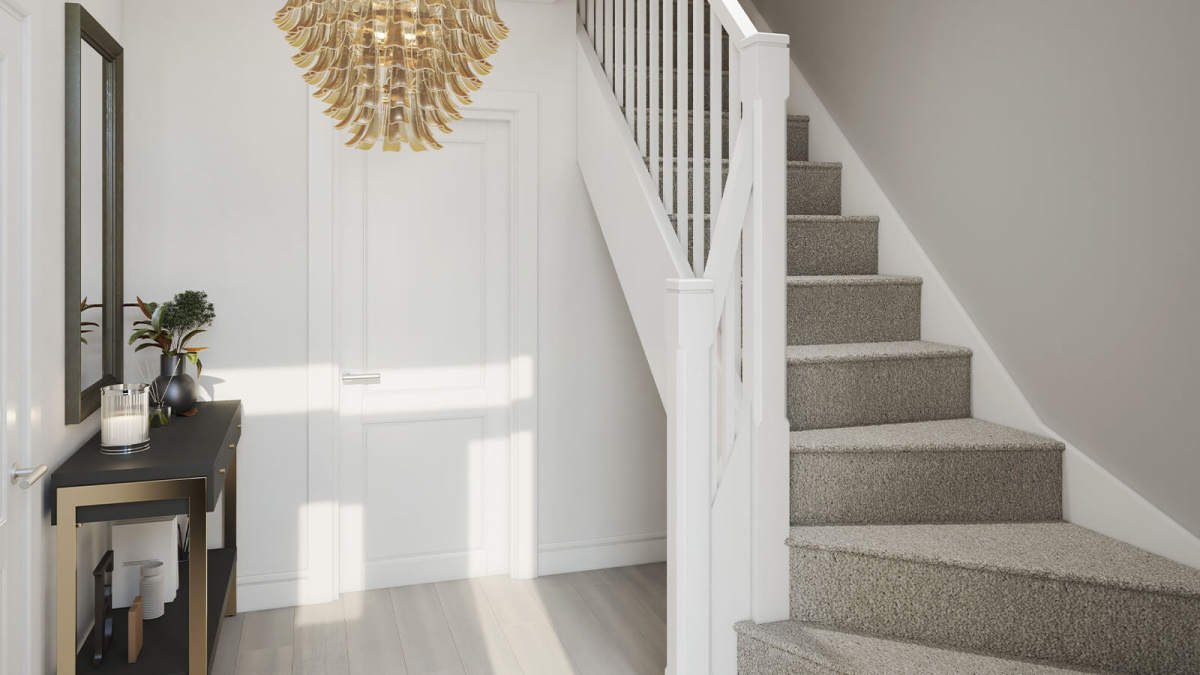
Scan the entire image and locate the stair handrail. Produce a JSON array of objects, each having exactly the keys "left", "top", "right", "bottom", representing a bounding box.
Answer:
[{"left": 577, "top": 0, "right": 790, "bottom": 670}]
